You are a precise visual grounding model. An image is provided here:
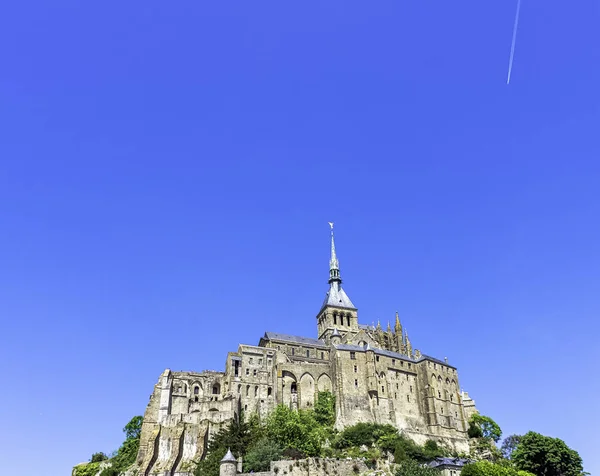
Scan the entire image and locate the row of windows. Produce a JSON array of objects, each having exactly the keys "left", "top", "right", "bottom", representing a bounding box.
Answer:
[
  {"left": 277, "top": 345, "right": 327, "bottom": 360},
  {"left": 332, "top": 313, "right": 351, "bottom": 326},
  {"left": 429, "top": 361, "right": 456, "bottom": 374},
  {"left": 238, "top": 384, "right": 274, "bottom": 397}
]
